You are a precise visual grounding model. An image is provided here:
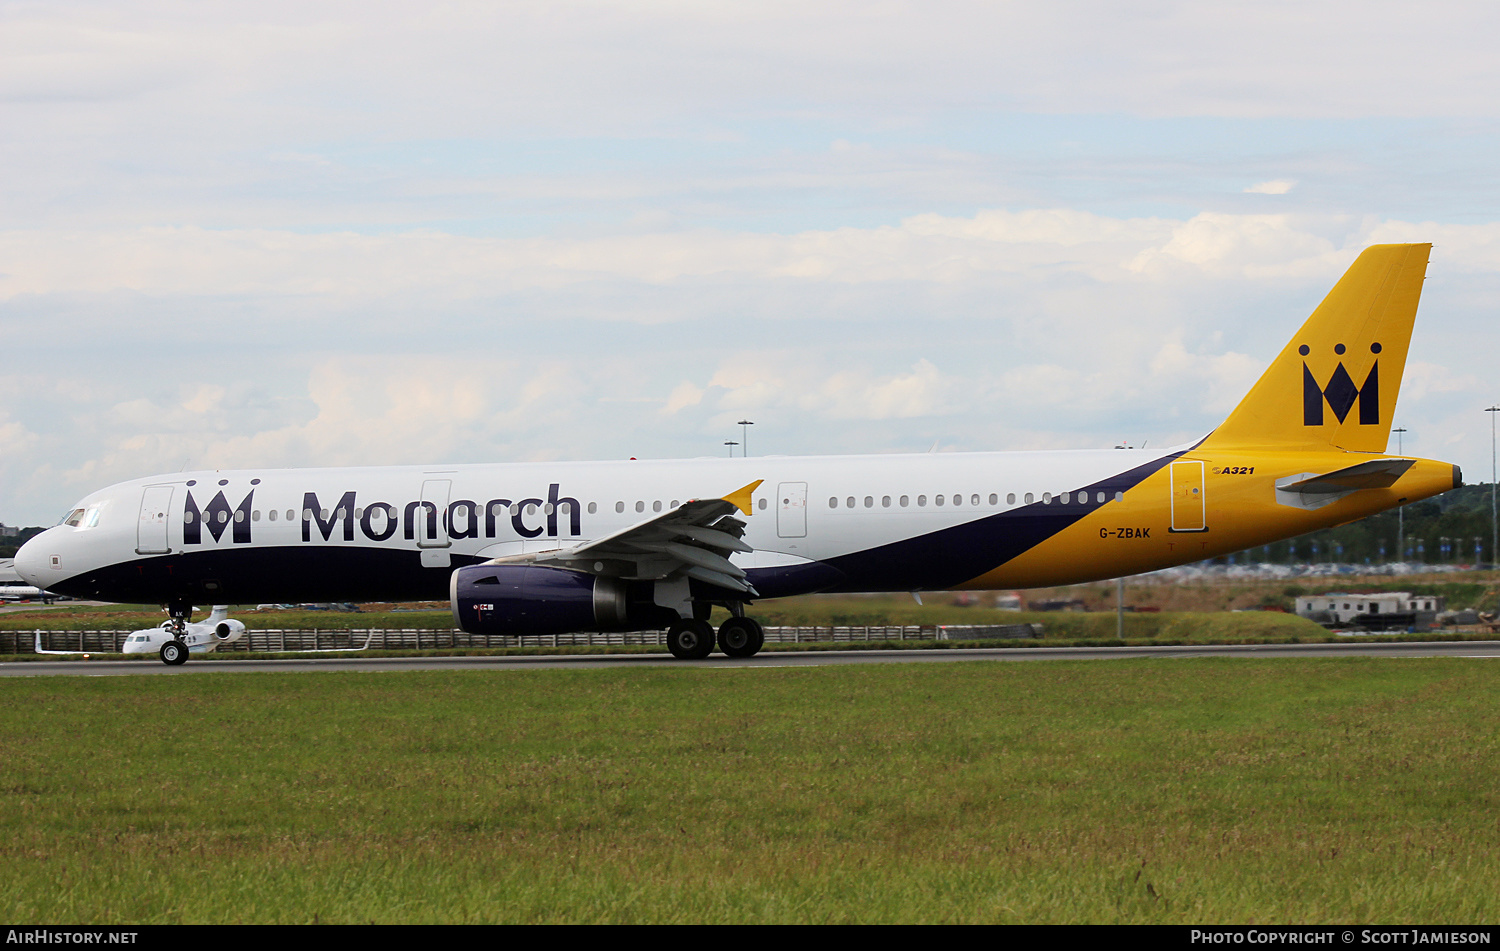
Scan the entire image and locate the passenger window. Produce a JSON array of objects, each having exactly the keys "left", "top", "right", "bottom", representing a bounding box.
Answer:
[
  {"left": 235, "top": 510, "right": 246, "bottom": 522},
  {"left": 988, "top": 494, "right": 997, "bottom": 505},
  {"left": 526, "top": 503, "right": 537, "bottom": 515},
  {"left": 636, "top": 501, "right": 645, "bottom": 513},
  {"left": 950, "top": 494, "right": 959, "bottom": 507},
  {"left": 917, "top": 495, "right": 927, "bottom": 507},
  {"left": 653, "top": 501, "right": 662, "bottom": 513},
  {"left": 1096, "top": 491, "right": 1105, "bottom": 504},
  {"left": 1114, "top": 492, "right": 1123, "bottom": 502},
  {"left": 268, "top": 509, "right": 277, "bottom": 522},
  {"left": 829, "top": 497, "right": 838, "bottom": 508},
  {"left": 935, "top": 495, "right": 944, "bottom": 506},
  {"left": 544, "top": 503, "right": 554, "bottom": 515},
  {"left": 588, "top": 502, "right": 597, "bottom": 514},
  {"left": 616, "top": 501, "right": 624, "bottom": 513},
  {"left": 900, "top": 495, "right": 909, "bottom": 507},
  {"left": 1041, "top": 493, "right": 1051, "bottom": 504},
  {"left": 183, "top": 511, "right": 195, "bottom": 524},
  {"left": 758, "top": 498, "right": 767, "bottom": 510},
  {"left": 864, "top": 496, "right": 873, "bottom": 508},
  {"left": 1007, "top": 493, "right": 1016, "bottom": 505},
  {"left": 1023, "top": 493, "right": 1033, "bottom": 504},
  {"left": 1060, "top": 493, "right": 1069, "bottom": 504},
  {"left": 846, "top": 497, "right": 855, "bottom": 508},
  {"left": 882, "top": 496, "right": 891, "bottom": 507},
  {"left": 286, "top": 510, "right": 295, "bottom": 521}
]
